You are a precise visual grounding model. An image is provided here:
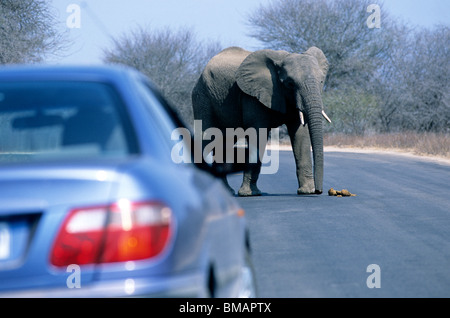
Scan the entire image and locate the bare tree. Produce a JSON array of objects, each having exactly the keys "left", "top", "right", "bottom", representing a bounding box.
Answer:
[
  {"left": 103, "top": 26, "right": 221, "bottom": 125},
  {"left": 364, "top": 21, "right": 413, "bottom": 133},
  {"left": 247, "top": 0, "right": 449, "bottom": 134},
  {"left": 0, "top": 0, "right": 67, "bottom": 64},
  {"left": 402, "top": 25, "right": 450, "bottom": 132},
  {"left": 323, "top": 87, "right": 378, "bottom": 135},
  {"left": 372, "top": 24, "right": 449, "bottom": 133},
  {"left": 247, "top": 0, "right": 396, "bottom": 89}
]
